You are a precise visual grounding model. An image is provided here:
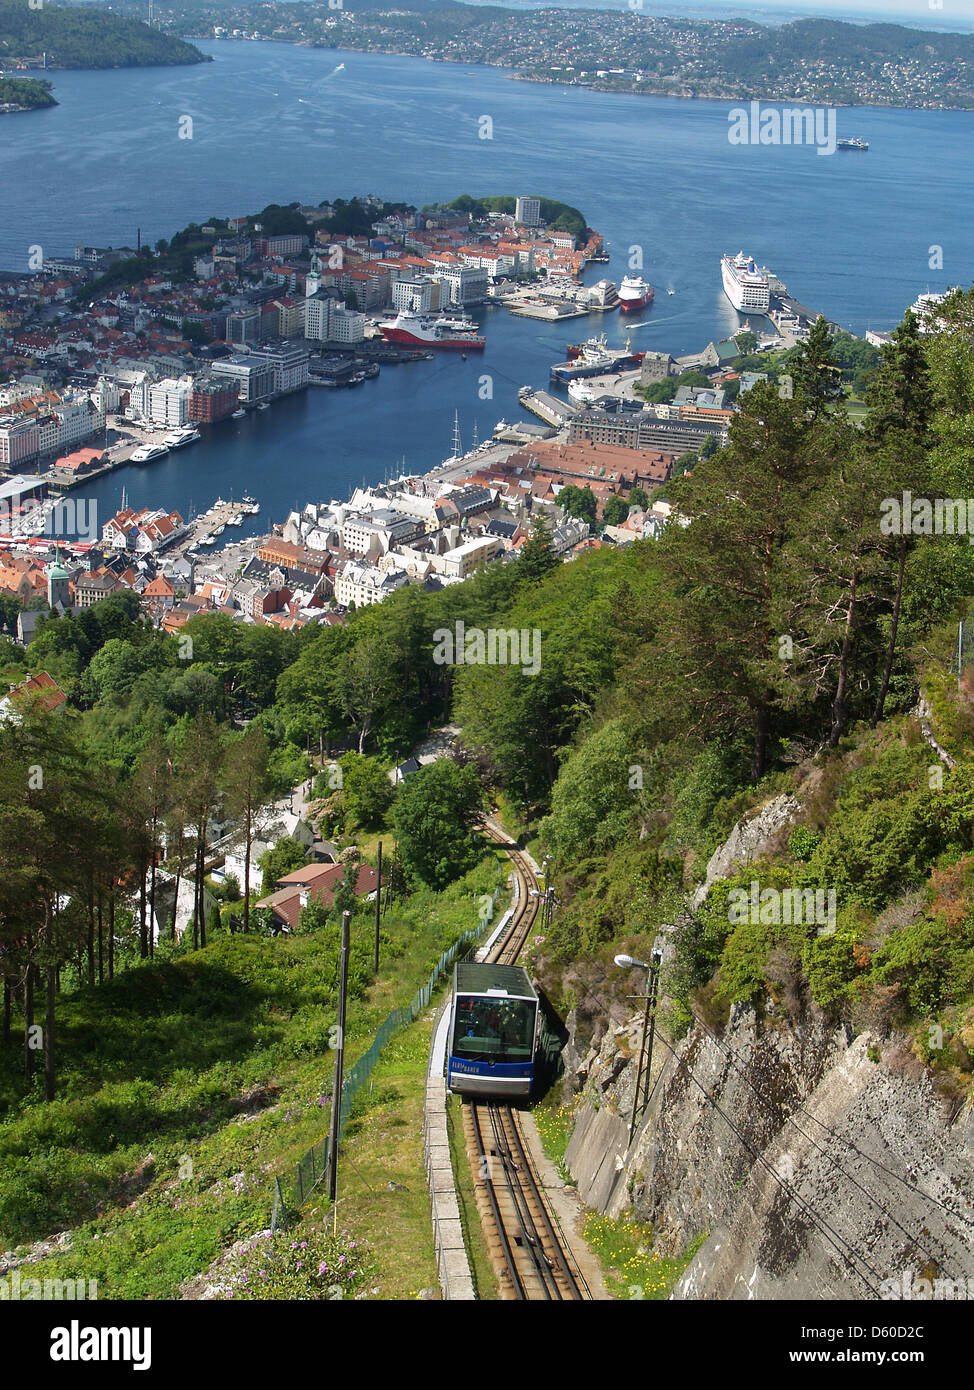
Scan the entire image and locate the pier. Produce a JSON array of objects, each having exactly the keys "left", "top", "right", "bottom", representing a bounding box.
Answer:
[
  {"left": 186, "top": 497, "right": 259, "bottom": 551},
  {"left": 518, "top": 389, "right": 577, "bottom": 427}
]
